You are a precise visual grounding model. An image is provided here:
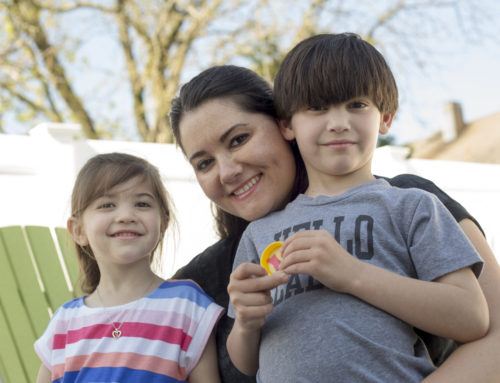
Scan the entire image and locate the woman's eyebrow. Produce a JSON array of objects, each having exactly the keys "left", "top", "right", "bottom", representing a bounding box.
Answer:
[{"left": 219, "top": 123, "right": 247, "bottom": 143}]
